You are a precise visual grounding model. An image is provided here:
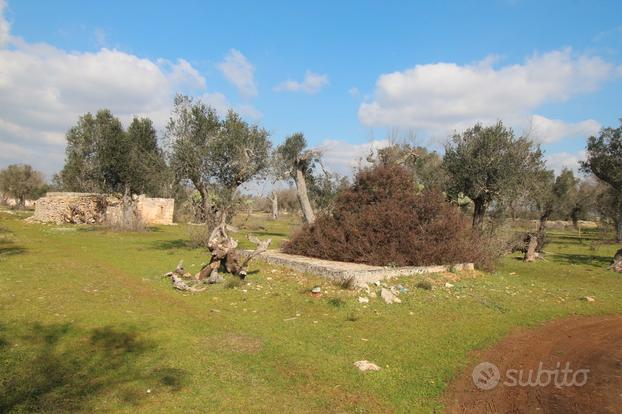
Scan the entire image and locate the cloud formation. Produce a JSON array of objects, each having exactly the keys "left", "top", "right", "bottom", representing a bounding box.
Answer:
[
  {"left": 317, "top": 139, "right": 389, "bottom": 176},
  {"left": 0, "top": 5, "right": 262, "bottom": 177},
  {"left": 0, "top": 0, "right": 9, "bottom": 47},
  {"left": 275, "top": 71, "right": 329, "bottom": 94},
  {"left": 359, "top": 49, "right": 617, "bottom": 141},
  {"left": 527, "top": 115, "right": 600, "bottom": 144},
  {"left": 217, "top": 49, "right": 257, "bottom": 98},
  {"left": 544, "top": 150, "right": 587, "bottom": 174}
]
